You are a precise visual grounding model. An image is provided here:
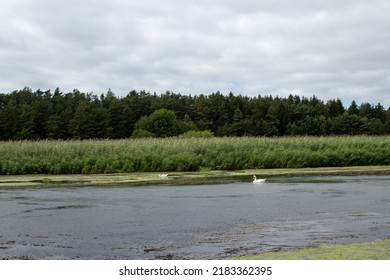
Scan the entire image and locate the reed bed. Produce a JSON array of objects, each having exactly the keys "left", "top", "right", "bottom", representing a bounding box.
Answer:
[{"left": 1, "top": 136, "right": 389, "bottom": 175}]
